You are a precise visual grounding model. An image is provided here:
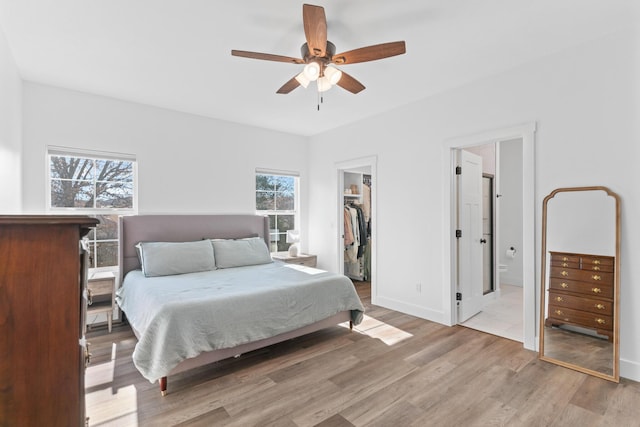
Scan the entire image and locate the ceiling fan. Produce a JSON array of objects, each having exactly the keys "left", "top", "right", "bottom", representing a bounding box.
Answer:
[{"left": 231, "top": 3, "right": 406, "bottom": 95}]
